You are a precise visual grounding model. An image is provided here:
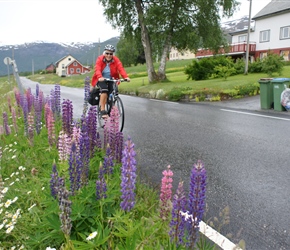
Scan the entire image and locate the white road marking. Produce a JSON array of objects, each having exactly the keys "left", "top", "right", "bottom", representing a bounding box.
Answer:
[
  {"left": 221, "top": 109, "right": 290, "bottom": 121},
  {"left": 150, "top": 99, "right": 180, "bottom": 104}
]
